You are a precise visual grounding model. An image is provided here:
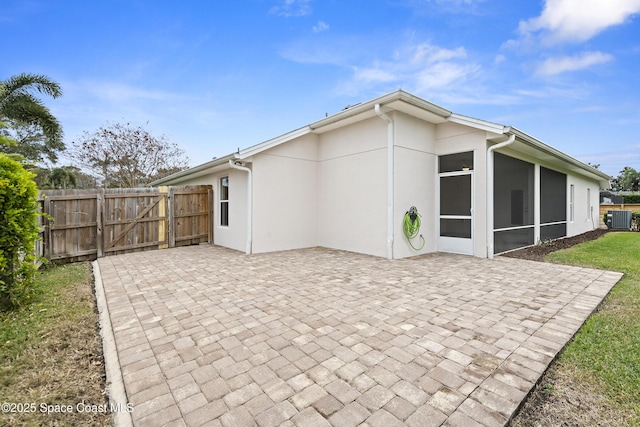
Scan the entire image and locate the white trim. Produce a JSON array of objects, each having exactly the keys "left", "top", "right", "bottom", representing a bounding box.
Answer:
[
  {"left": 228, "top": 161, "right": 252, "bottom": 255},
  {"left": 487, "top": 134, "right": 516, "bottom": 259},
  {"left": 494, "top": 224, "right": 535, "bottom": 232},
  {"left": 375, "top": 104, "right": 395, "bottom": 260},
  {"left": 540, "top": 220, "right": 568, "bottom": 226},
  {"left": 438, "top": 166, "right": 474, "bottom": 256},
  {"left": 447, "top": 113, "right": 506, "bottom": 134},
  {"left": 570, "top": 184, "right": 575, "bottom": 222}
]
